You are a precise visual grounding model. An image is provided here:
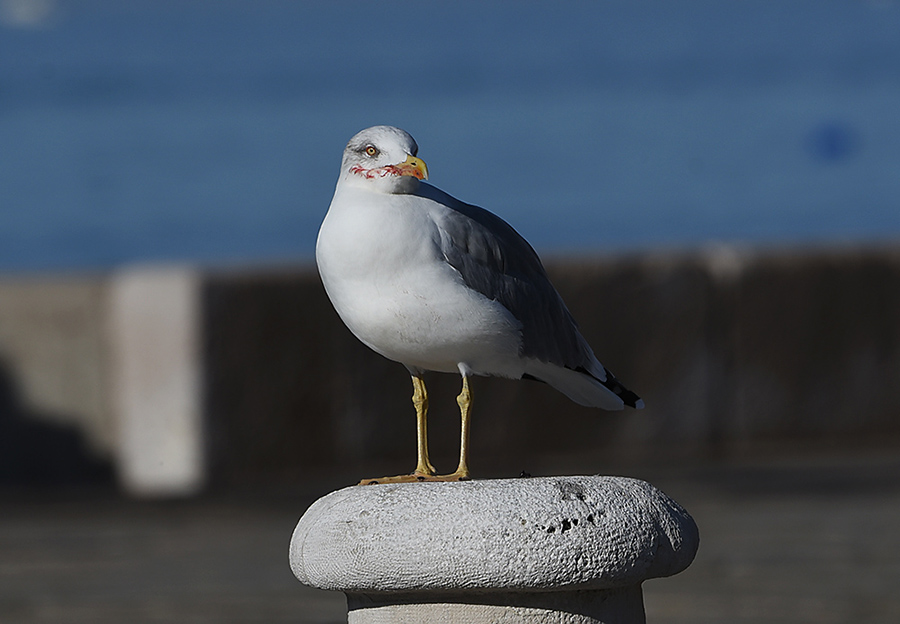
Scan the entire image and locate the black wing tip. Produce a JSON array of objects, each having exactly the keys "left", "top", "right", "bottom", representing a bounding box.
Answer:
[
  {"left": 592, "top": 365, "right": 644, "bottom": 410},
  {"left": 620, "top": 390, "right": 645, "bottom": 410}
]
